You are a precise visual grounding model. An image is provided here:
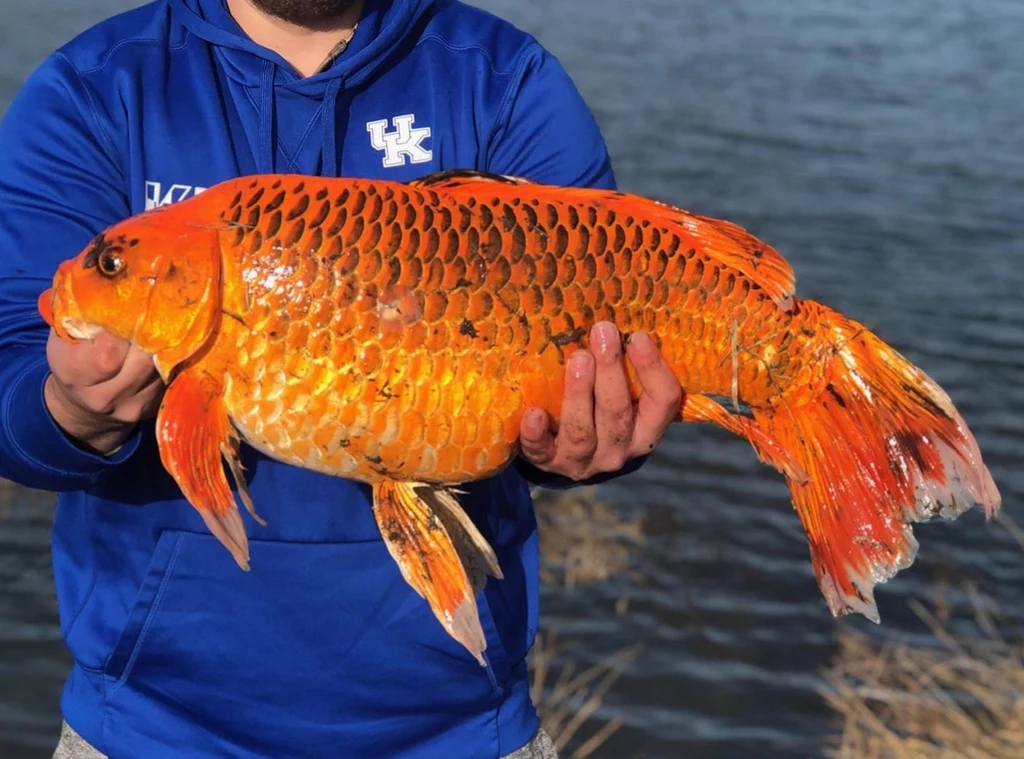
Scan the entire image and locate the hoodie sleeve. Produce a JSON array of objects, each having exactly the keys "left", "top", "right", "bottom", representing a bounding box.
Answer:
[
  {"left": 485, "top": 45, "right": 648, "bottom": 489},
  {"left": 485, "top": 44, "right": 616, "bottom": 191},
  {"left": 0, "top": 53, "right": 141, "bottom": 491}
]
